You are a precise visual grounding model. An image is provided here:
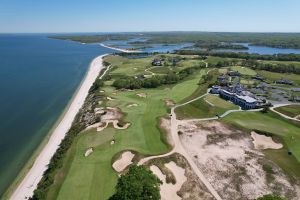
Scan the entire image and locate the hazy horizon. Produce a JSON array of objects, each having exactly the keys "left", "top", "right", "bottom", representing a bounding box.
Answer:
[{"left": 1, "top": 0, "right": 300, "bottom": 33}]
